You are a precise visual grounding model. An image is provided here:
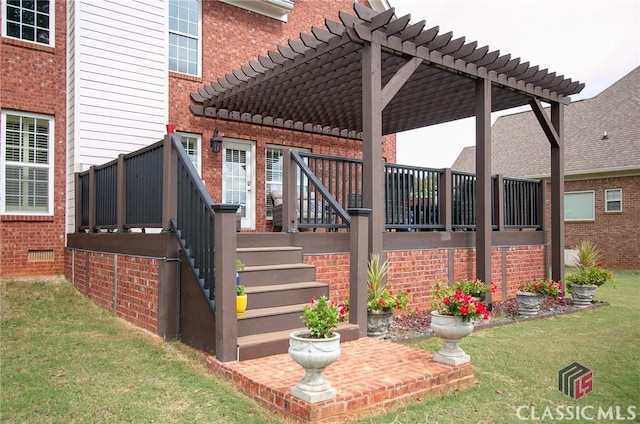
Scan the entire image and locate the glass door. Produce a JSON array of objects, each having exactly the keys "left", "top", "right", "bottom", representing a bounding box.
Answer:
[{"left": 222, "top": 141, "right": 255, "bottom": 229}]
